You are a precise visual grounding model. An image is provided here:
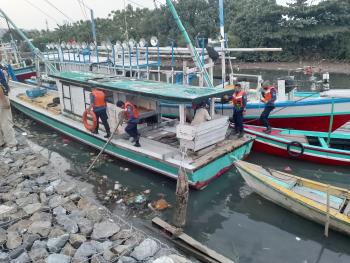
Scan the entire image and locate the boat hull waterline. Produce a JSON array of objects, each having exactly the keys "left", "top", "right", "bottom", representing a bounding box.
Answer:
[
  {"left": 235, "top": 161, "right": 350, "bottom": 236},
  {"left": 244, "top": 125, "right": 350, "bottom": 166},
  {"left": 11, "top": 101, "right": 253, "bottom": 190}
]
